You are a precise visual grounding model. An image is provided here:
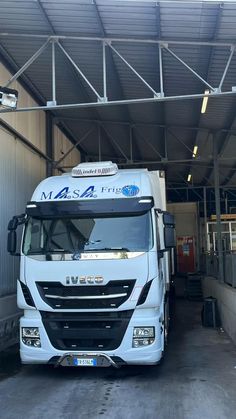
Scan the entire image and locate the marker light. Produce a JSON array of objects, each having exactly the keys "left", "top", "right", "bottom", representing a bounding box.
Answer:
[
  {"left": 72, "top": 161, "right": 118, "bottom": 177},
  {"left": 192, "top": 145, "right": 198, "bottom": 158},
  {"left": 187, "top": 174, "right": 192, "bottom": 182},
  {"left": 26, "top": 204, "right": 37, "bottom": 208},
  {"left": 138, "top": 199, "right": 152, "bottom": 204},
  {"left": 201, "top": 90, "right": 209, "bottom": 114}
]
